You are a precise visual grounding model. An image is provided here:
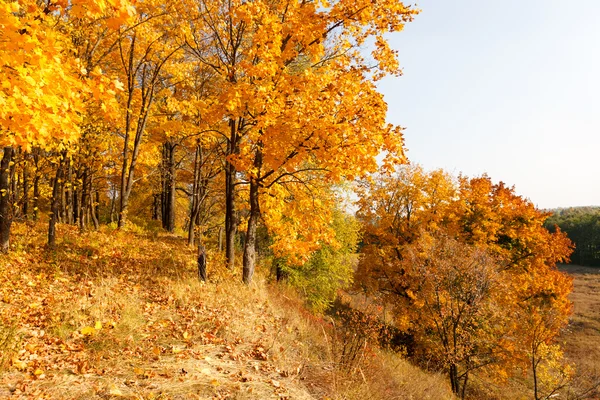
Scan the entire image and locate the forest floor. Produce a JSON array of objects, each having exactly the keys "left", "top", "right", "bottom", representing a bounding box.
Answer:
[
  {"left": 558, "top": 264, "right": 600, "bottom": 399},
  {"left": 0, "top": 222, "right": 454, "bottom": 400}
]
